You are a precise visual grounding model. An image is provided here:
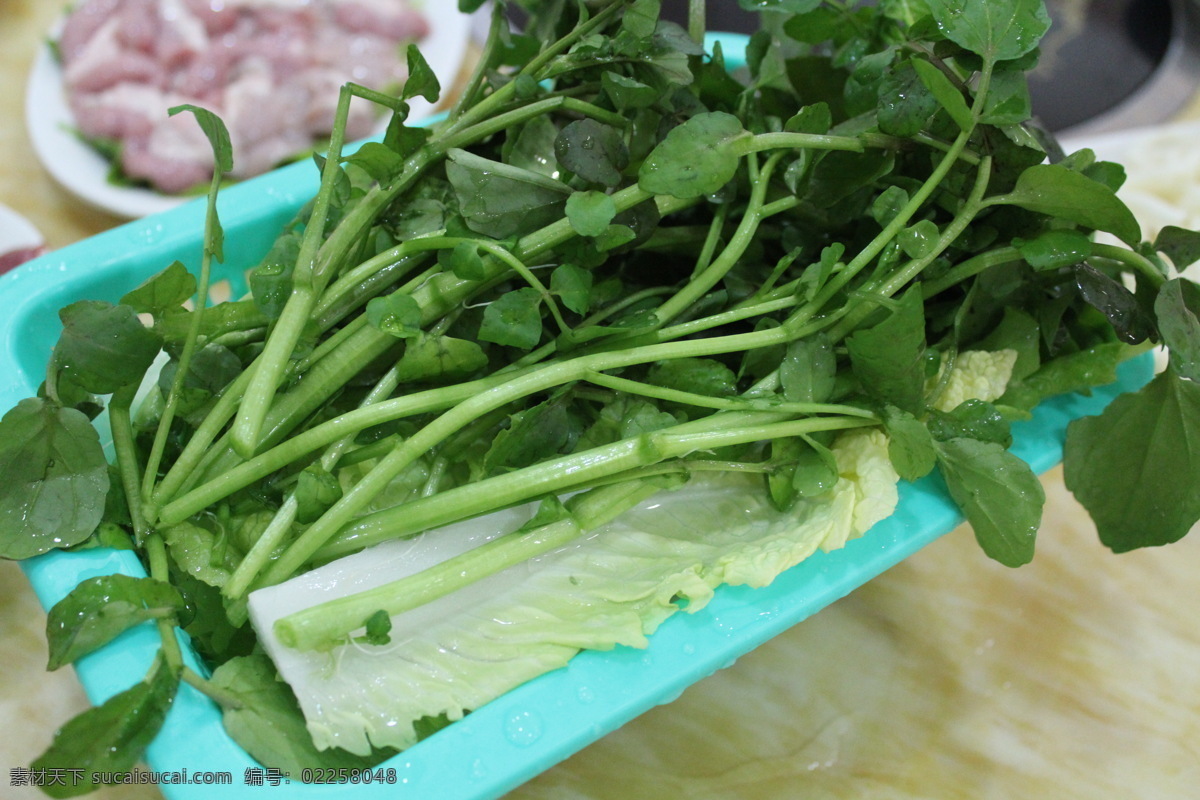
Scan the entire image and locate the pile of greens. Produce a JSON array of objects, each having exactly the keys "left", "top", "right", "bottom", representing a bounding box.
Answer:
[{"left": 4, "top": 0, "right": 1200, "bottom": 792}]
